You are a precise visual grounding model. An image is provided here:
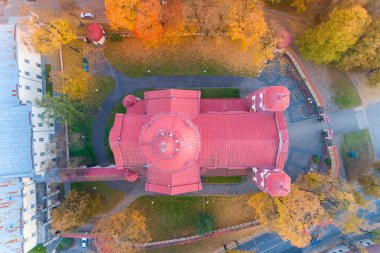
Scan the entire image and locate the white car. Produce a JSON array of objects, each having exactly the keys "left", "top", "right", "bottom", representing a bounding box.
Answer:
[
  {"left": 81, "top": 238, "right": 88, "bottom": 248},
  {"left": 80, "top": 12, "right": 95, "bottom": 19}
]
